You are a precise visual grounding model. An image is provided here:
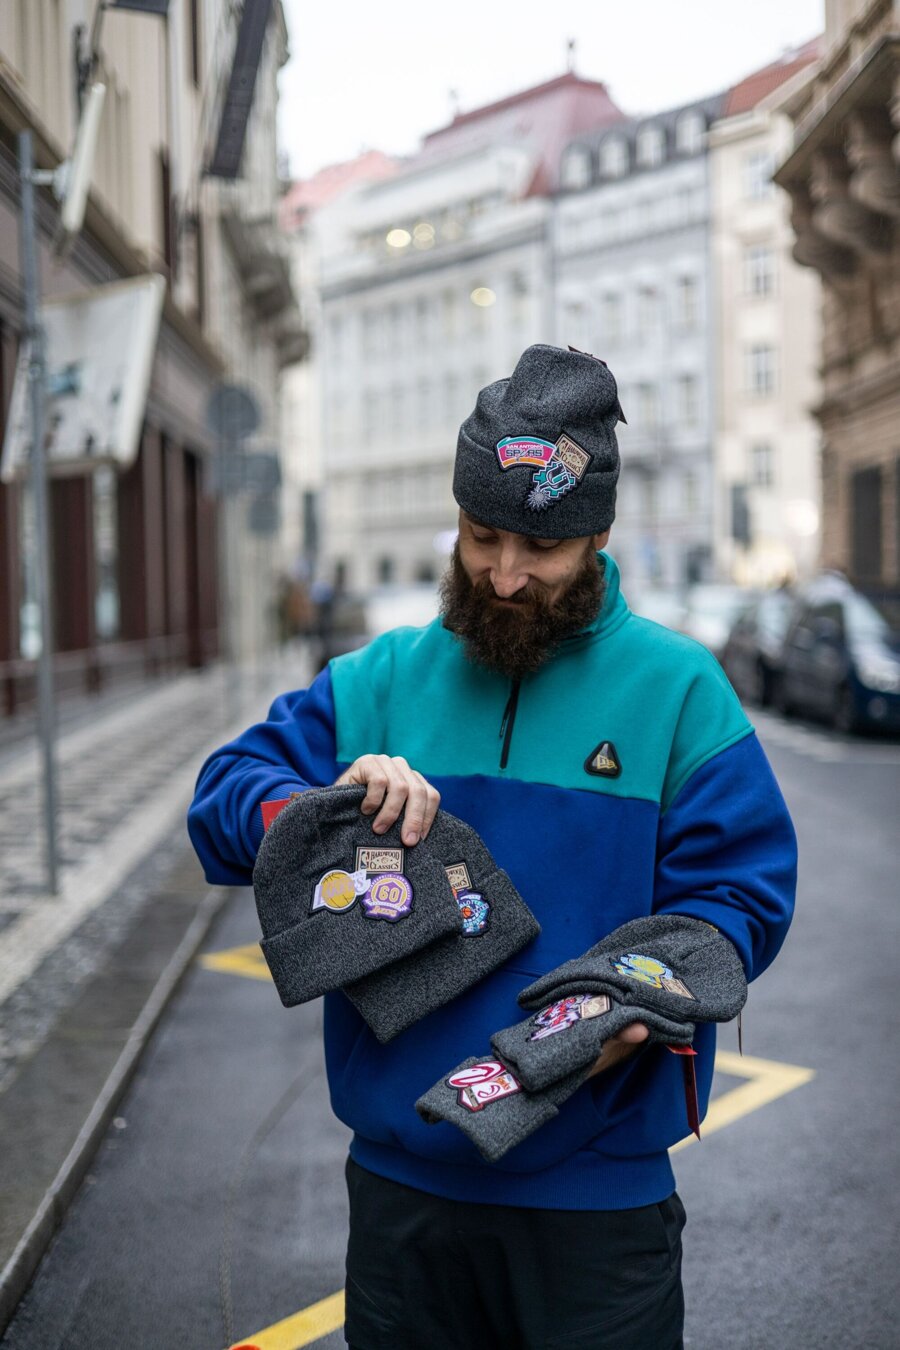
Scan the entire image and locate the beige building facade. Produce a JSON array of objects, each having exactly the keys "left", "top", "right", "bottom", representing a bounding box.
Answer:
[
  {"left": 775, "top": 0, "right": 900, "bottom": 586},
  {"left": 0, "top": 0, "right": 299, "bottom": 709}
]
